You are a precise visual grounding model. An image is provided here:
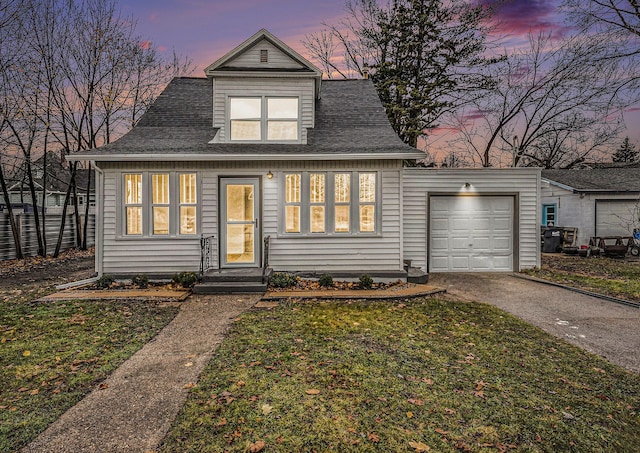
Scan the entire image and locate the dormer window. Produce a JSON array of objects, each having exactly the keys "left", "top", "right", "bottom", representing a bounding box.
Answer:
[{"left": 229, "top": 96, "right": 299, "bottom": 142}]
